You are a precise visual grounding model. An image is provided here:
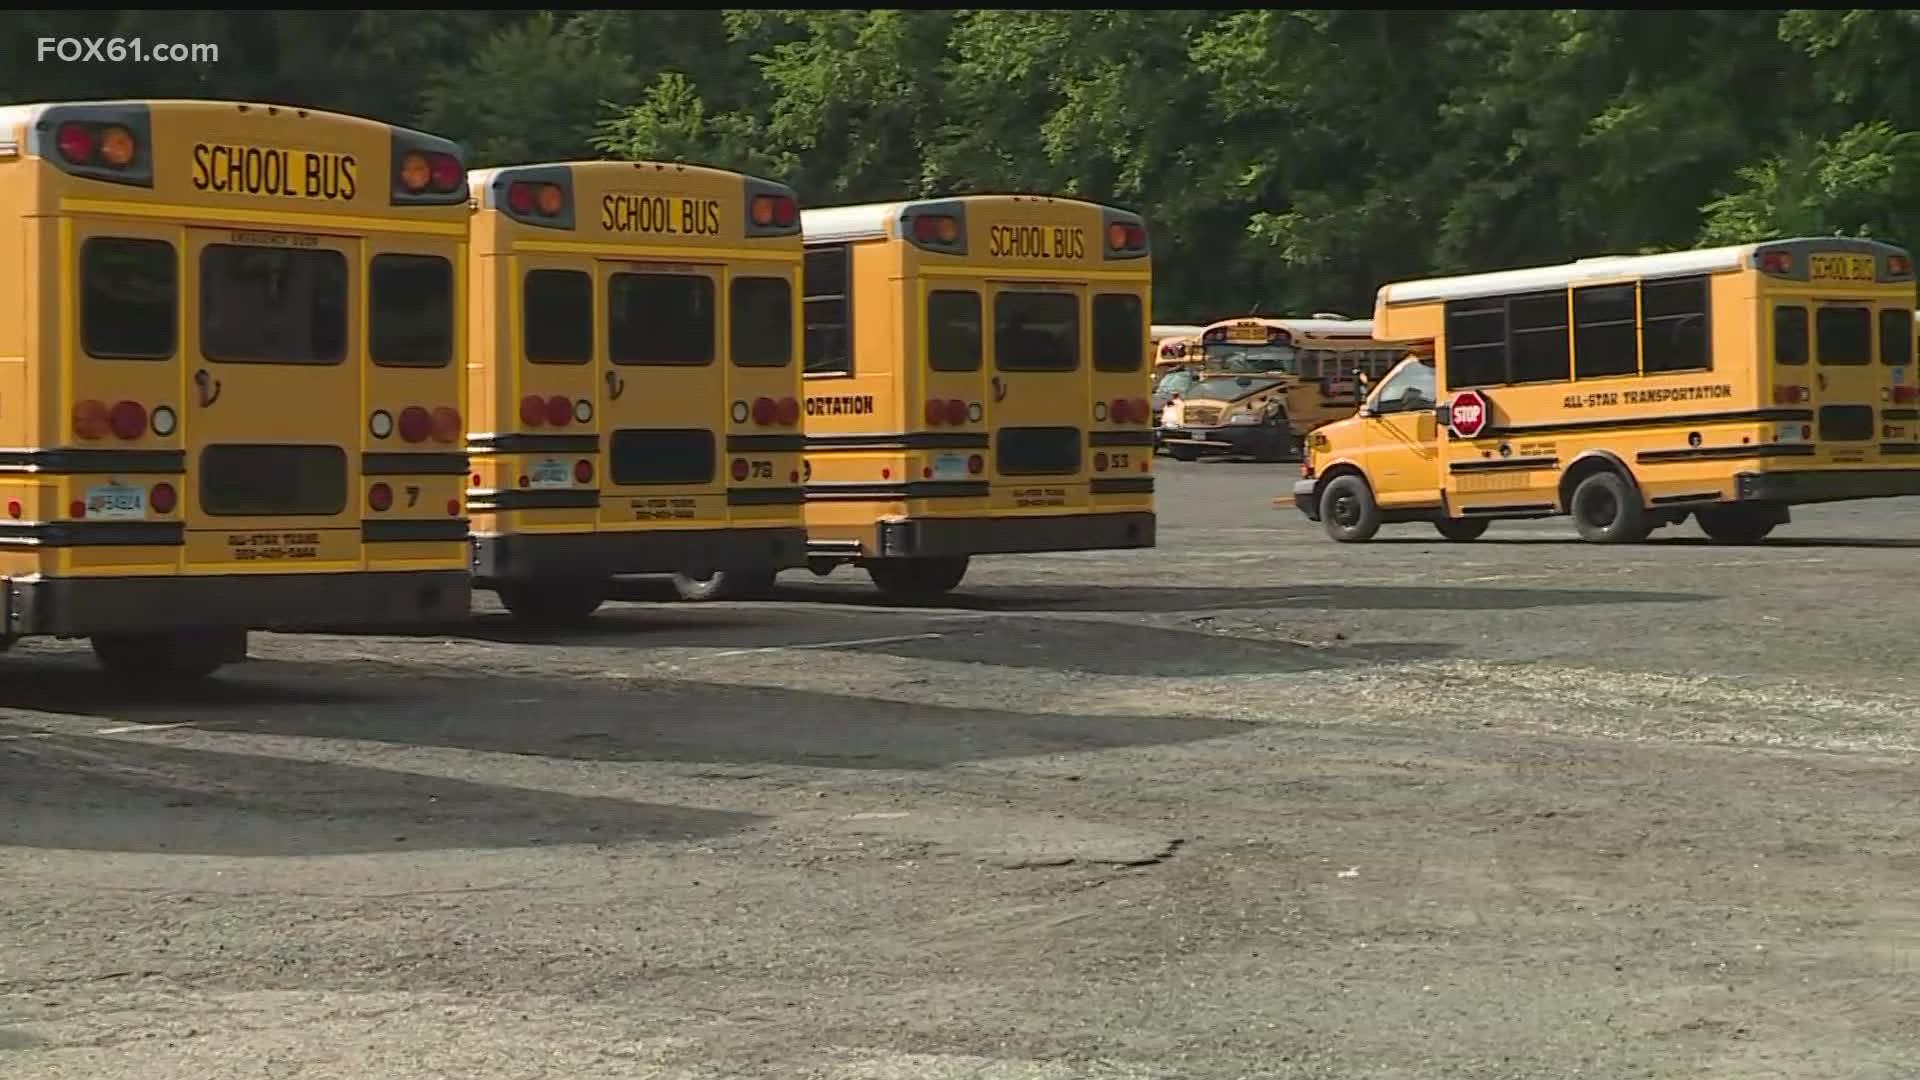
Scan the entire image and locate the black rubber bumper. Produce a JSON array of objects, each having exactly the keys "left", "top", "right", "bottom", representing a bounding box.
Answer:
[
  {"left": 1735, "top": 468, "right": 1920, "bottom": 504},
  {"left": 5, "top": 570, "right": 471, "bottom": 637},
  {"left": 1291, "top": 478, "right": 1320, "bottom": 520},
  {"left": 872, "top": 512, "right": 1156, "bottom": 559},
  {"left": 473, "top": 527, "right": 807, "bottom": 582}
]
